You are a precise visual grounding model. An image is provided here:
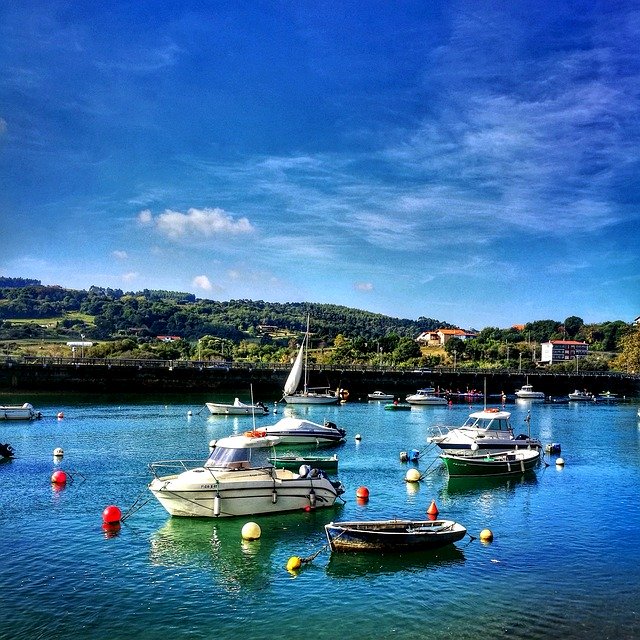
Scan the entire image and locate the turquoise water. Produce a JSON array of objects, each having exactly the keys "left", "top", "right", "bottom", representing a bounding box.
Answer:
[{"left": 1, "top": 393, "right": 640, "bottom": 639}]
